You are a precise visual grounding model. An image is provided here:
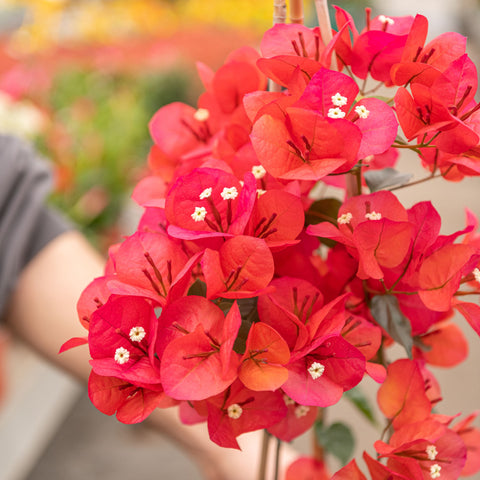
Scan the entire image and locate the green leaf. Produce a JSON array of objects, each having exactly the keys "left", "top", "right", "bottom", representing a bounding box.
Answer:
[
  {"left": 370, "top": 295, "right": 413, "bottom": 358},
  {"left": 315, "top": 421, "right": 355, "bottom": 466},
  {"left": 305, "top": 198, "right": 342, "bottom": 248},
  {"left": 187, "top": 279, "right": 207, "bottom": 297},
  {"left": 344, "top": 386, "right": 377, "bottom": 425},
  {"left": 305, "top": 198, "right": 342, "bottom": 226},
  {"left": 237, "top": 296, "right": 258, "bottom": 320},
  {"left": 233, "top": 297, "right": 258, "bottom": 355},
  {"left": 364, "top": 168, "right": 413, "bottom": 192},
  {"left": 233, "top": 318, "right": 252, "bottom": 355},
  {"left": 413, "top": 335, "right": 432, "bottom": 352}
]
